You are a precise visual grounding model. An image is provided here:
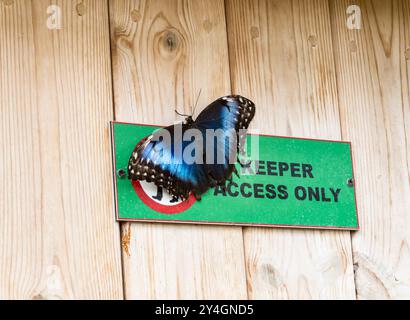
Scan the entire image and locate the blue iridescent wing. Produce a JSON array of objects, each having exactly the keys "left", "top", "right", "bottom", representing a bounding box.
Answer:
[
  {"left": 194, "top": 95, "right": 255, "bottom": 183},
  {"left": 128, "top": 95, "right": 255, "bottom": 200},
  {"left": 127, "top": 124, "right": 209, "bottom": 200}
]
